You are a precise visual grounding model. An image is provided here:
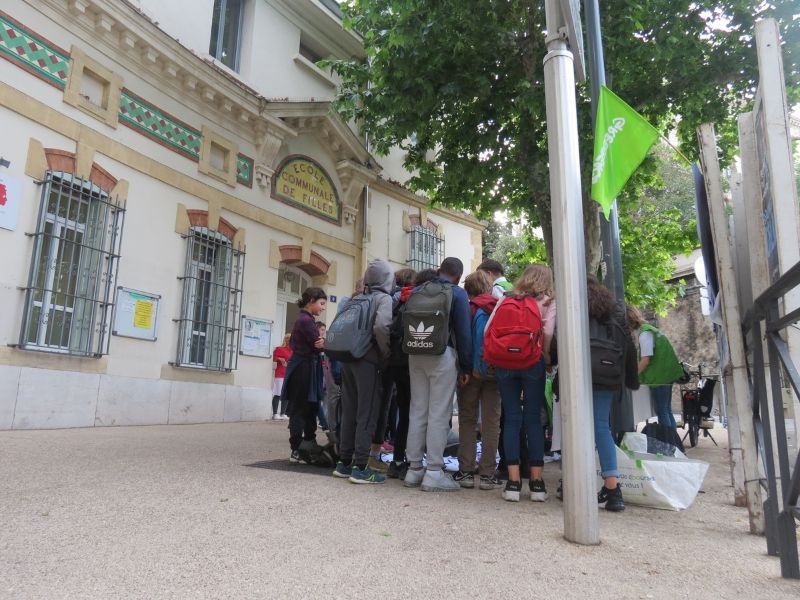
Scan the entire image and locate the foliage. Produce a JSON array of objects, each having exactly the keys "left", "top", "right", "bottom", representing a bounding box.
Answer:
[
  {"left": 484, "top": 219, "right": 548, "bottom": 282},
  {"left": 618, "top": 146, "right": 698, "bottom": 313},
  {"left": 327, "top": 0, "right": 799, "bottom": 309}
]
